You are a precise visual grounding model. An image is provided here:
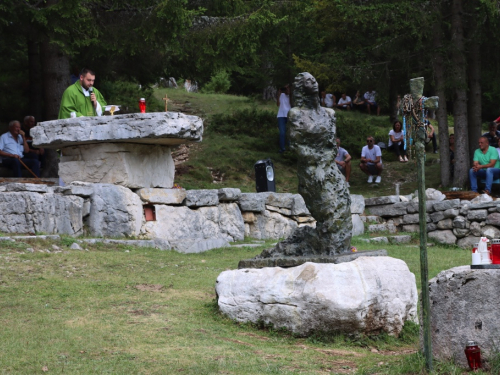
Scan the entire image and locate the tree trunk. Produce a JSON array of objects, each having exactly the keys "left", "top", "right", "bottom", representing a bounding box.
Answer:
[
  {"left": 467, "top": 38, "right": 482, "bottom": 161},
  {"left": 432, "top": 8, "right": 450, "bottom": 187},
  {"left": 450, "top": 0, "right": 469, "bottom": 188},
  {"left": 40, "top": 39, "right": 70, "bottom": 178},
  {"left": 27, "top": 33, "right": 43, "bottom": 121}
]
